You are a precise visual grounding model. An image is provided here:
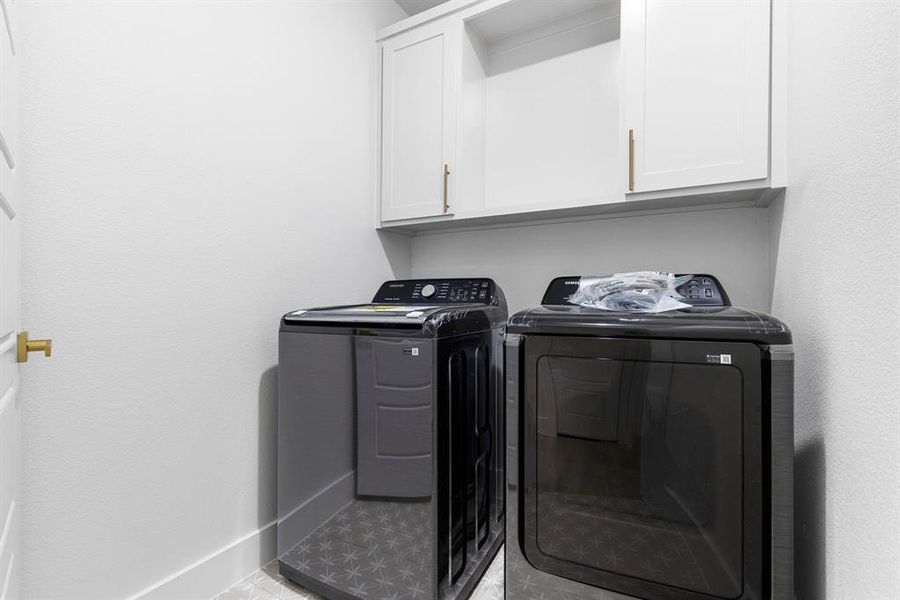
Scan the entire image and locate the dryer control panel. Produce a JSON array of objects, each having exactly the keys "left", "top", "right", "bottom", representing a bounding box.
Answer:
[
  {"left": 373, "top": 279, "right": 496, "bottom": 304},
  {"left": 541, "top": 275, "right": 730, "bottom": 307},
  {"left": 676, "top": 275, "right": 729, "bottom": 306}
]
